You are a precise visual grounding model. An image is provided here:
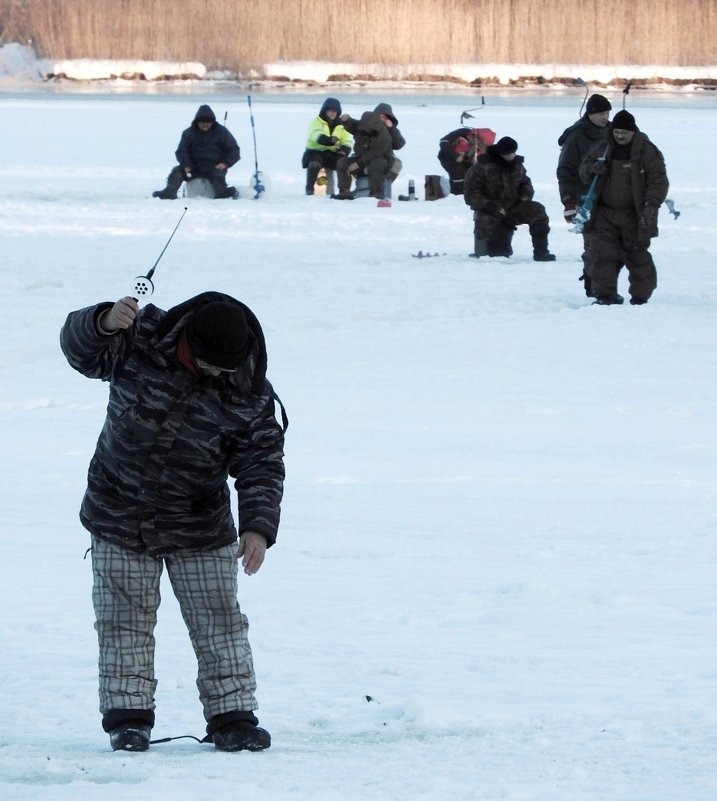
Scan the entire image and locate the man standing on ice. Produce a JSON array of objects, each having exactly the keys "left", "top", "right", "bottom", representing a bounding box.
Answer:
[
  {"left": 153, "top": 105, "right": 240, "bottom": 199},
  {"left": 579, "top": 110, "right": 669, "bottom": 305},
  {"left": 60, "top": 291, "right": 286, "bottom": 752},
  {"left": 557, "top": 93, "right": 613, "bottom": 295}
]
